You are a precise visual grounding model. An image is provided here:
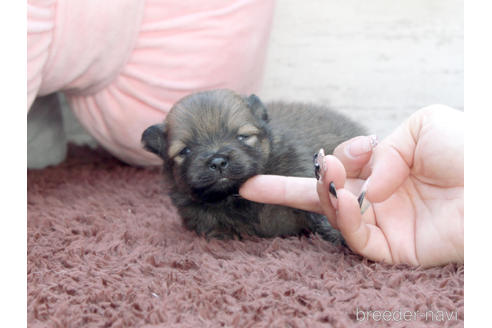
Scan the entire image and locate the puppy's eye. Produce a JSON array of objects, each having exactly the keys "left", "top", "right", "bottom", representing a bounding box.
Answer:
[
  {"left": 178, "top": 147, "right": 191, "bottom": 156},
  {"left": 237, "top": 135, "right": 250, "bottom": 142}
]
